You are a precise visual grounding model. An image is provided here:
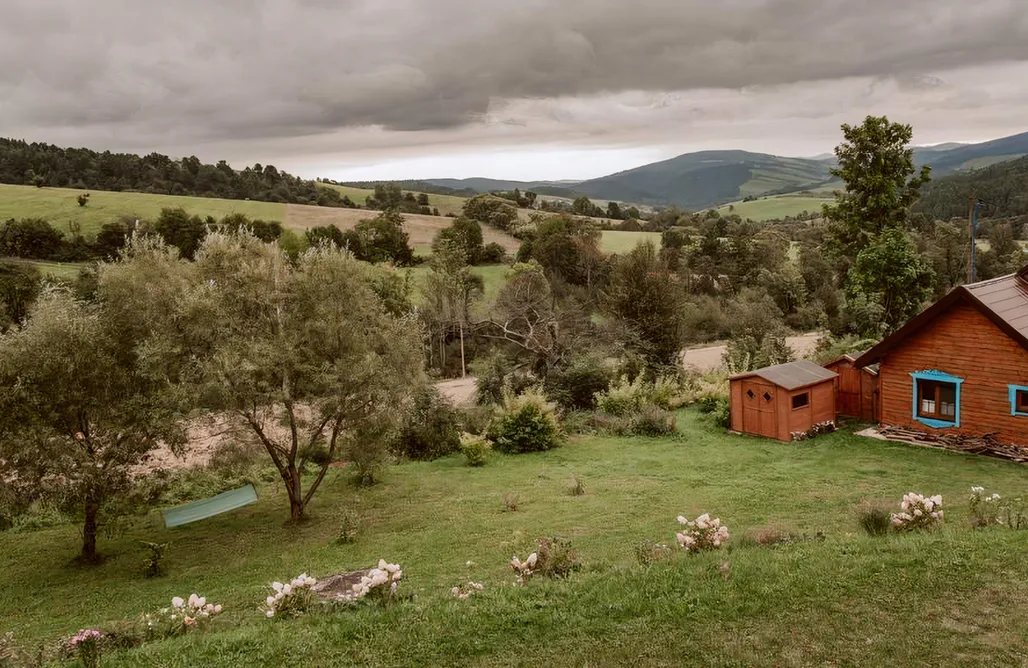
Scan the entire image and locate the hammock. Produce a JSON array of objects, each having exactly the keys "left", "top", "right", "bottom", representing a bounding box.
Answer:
[{"left": 162, "top": 484, "right": 258, "bottom": 528}]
